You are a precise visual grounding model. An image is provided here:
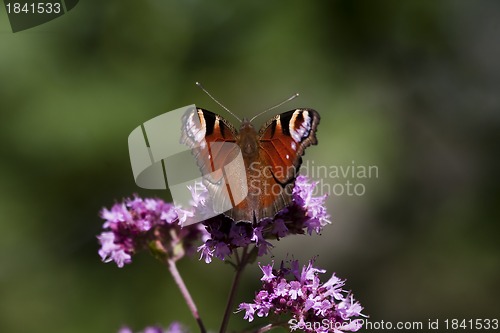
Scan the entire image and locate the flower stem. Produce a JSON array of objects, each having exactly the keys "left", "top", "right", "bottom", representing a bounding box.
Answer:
[
  {"left": 255, "top": 324, "right": 276, "bottom": 333},
  {"left": 255, "top": 322, "right": 288, "bottom": 333},
  {"left": 167, "top": 258, "right": 207, "bottom": 333},
  {"left": 219, "top": 246, "right": 249, "bottom": 333}
]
